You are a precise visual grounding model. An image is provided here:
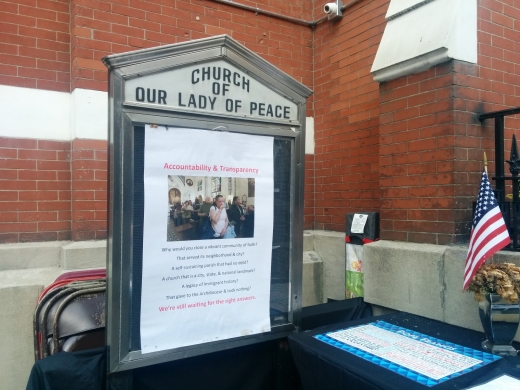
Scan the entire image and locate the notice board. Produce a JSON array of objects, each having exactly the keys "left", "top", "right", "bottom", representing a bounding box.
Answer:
[{"left": 103, "top": 35, "right": 312, "bottom": 372}]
